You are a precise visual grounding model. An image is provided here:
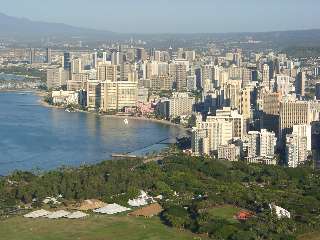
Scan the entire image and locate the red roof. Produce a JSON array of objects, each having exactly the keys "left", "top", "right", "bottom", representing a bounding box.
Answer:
[{"left": 236, "top": 210, "right": 254, "bottom": 220}]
